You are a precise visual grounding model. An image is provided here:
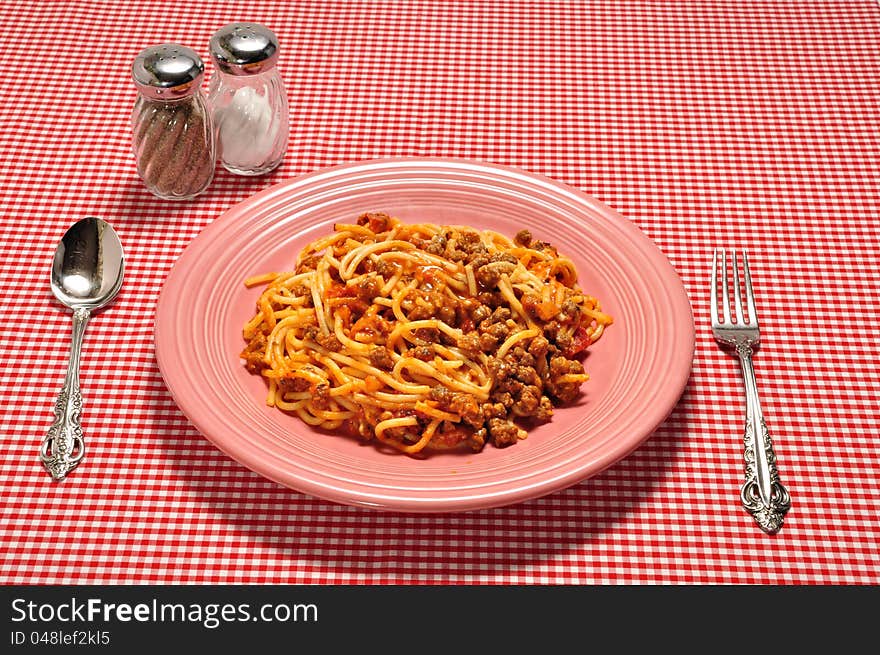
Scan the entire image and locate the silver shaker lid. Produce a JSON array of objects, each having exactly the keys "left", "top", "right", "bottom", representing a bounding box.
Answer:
[
  {"left": 132, "top": 44, "right": 205, "bottom": 100},
  {"left": 209, "top": 23, "right": 279, "bottom": 75}
]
